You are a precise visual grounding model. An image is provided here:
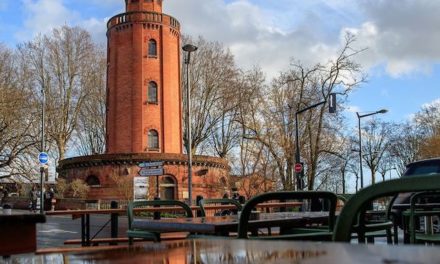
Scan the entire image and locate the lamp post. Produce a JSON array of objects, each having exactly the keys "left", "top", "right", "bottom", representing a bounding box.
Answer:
[
  {"left": 294, "top": 100, "right": 326, "bottom": 190},
  {"left": 40, "top": 89, "right": 46, "bottom": 214},
  {"left": 356, "top": 109, "right": 387, "bottom": 188},
  {"left": 182, "top": 44, "right": 198, "bottom": 205}
]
